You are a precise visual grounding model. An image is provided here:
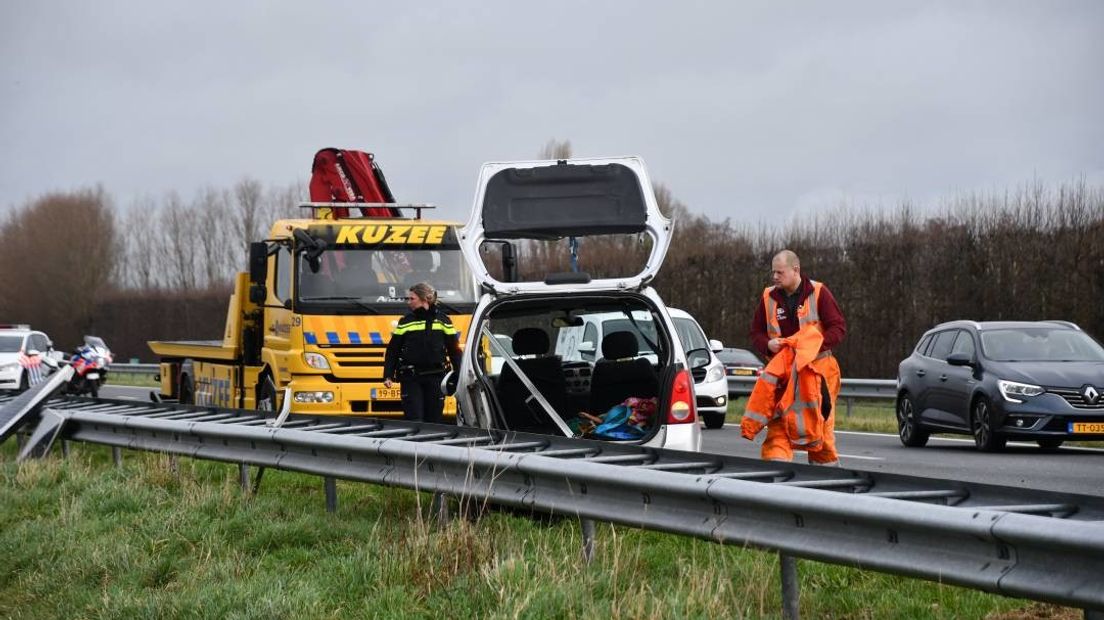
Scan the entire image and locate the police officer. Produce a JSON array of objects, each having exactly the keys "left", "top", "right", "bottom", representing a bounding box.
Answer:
[{"left": 383, "top": 282, "right": 463, "bottom": 423}]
